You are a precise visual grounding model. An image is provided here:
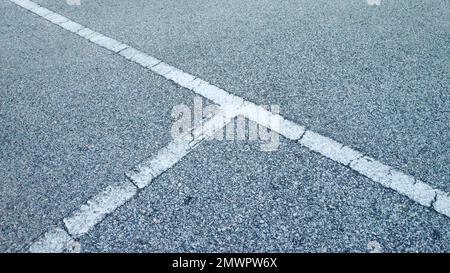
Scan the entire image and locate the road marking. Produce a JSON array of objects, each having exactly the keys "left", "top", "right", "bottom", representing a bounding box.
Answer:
[
  {"left": 300, "top": 131, "right": 362, "bottom": 166},
  {"left": 434, "top": 191, "right": 450, "bottom": 217},
  {"left": 239, "top": 102, "right": 306, "bottom": 140},
  {"left": 63, "top": 181, "right": 138, "bottom": 238},
  {"left": 28, "top": 228, "right": 76, "bottom": 253},
  {"left": 28, "top": 111, "right": 236, "bottom": 252},
  {"left": 88, "top": 34, "right": 128, "bottom": 53},
  {"left": 350, "top": 157, "right": 437, "bottom": 207},
  {"left": 59, "top": 20, "right": 84, "bottom": 33},
  {"left": 44, "top": 12, "right": 69, "bottom": 24},
  {"left": 119, "top": 47, "right": 161, "bottom": 67},
  {"left": 127, "top": 110, "right": 238, "bottom": 189},
  {"left": 10, "top": 0, "right": 449, "bottom": 252}
]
